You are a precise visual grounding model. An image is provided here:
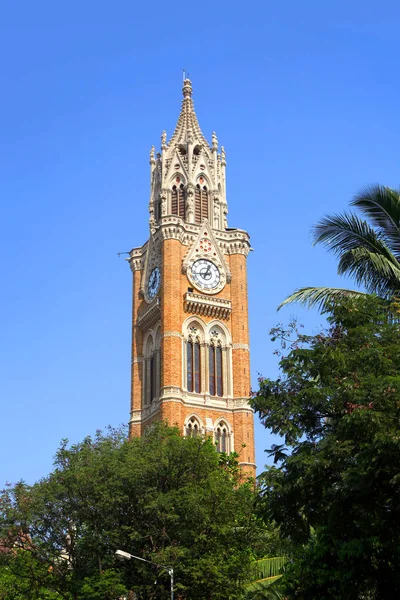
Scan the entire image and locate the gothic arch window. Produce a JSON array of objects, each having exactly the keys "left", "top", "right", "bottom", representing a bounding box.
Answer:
[
  {"left": 187, "top": 335, "right": 201, "bottom": 393},
  {"left": 195, "top": 180, "right": 209, "bottom": 223},
  {"left": 143, "top": 328, "right": 161, "bottom": 408},
  {"left": 143, "top": 335, "right": 154, "bottom": 407},
  {"left": 207, "top": 323, "right": 232, "bottom": 397},
  {"left": 183, "top": 320, "right": 206, "bottom": 395},
  {"left": 215, "top": 420, "right": 230, "bottom": 453},
  {"left": 185, "top": 415, "right": 202, "bottom": 437},
  {"left": 171, "top": 182, "right": 185, "bottom": 218},
  {"left": 209, "top": 340, "right": 223, "bottom": 397},
  {"left": 178, "top": 144, "right": 187, "bottom": 156}
]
